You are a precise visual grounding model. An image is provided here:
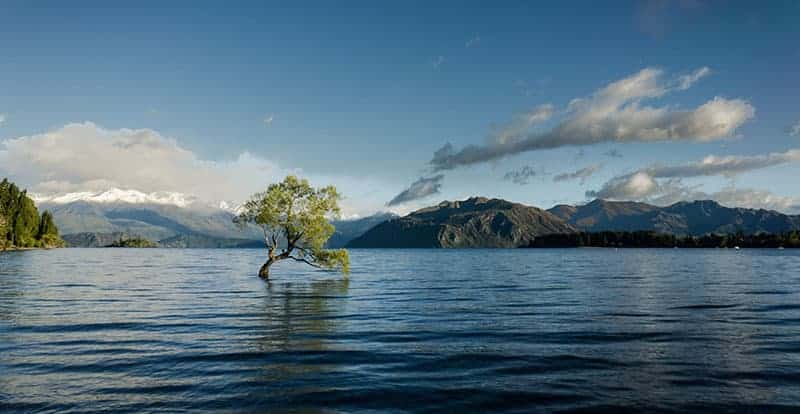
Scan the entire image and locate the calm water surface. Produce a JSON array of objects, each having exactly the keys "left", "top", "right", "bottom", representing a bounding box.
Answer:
[{"left": 1, "top": 248, "right": 800, "bottom": 413}]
